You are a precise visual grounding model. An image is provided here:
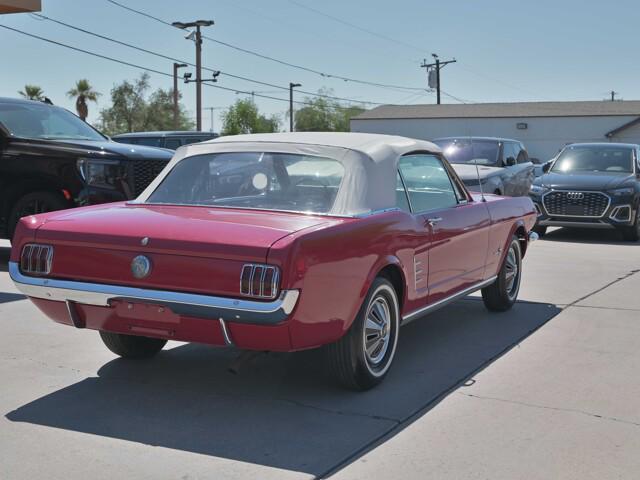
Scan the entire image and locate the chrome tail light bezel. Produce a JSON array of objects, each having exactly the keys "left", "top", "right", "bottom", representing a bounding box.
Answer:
[
  {"left": 20, "top": 243, "right": 54, "bottom": 276},
  {"left": 240, "top": 264, "right": 280, "bottom": 300}
]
